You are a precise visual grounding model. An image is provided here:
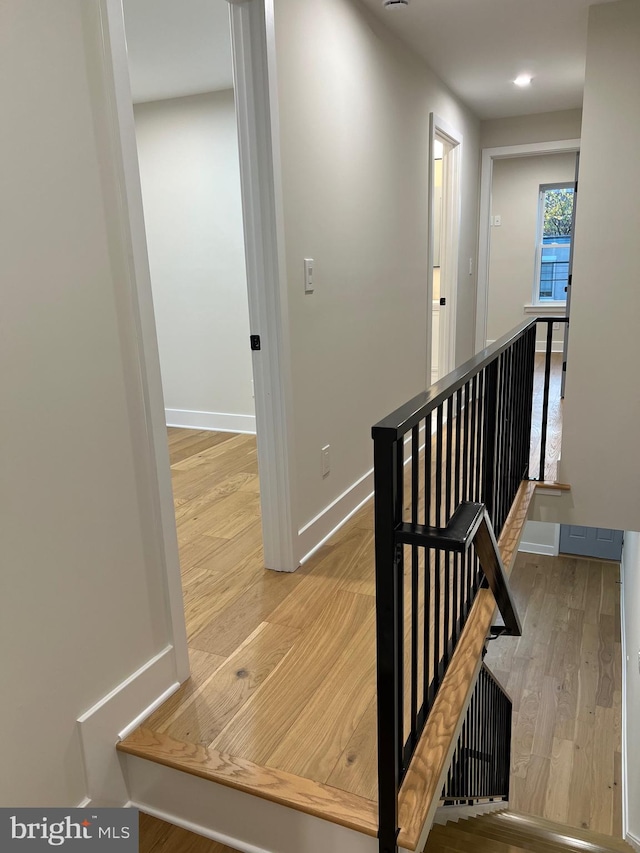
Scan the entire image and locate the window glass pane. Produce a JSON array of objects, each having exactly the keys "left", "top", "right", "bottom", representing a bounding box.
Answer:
[{"left": 538, "top": 187, "right": 574, "bottom": 302}]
